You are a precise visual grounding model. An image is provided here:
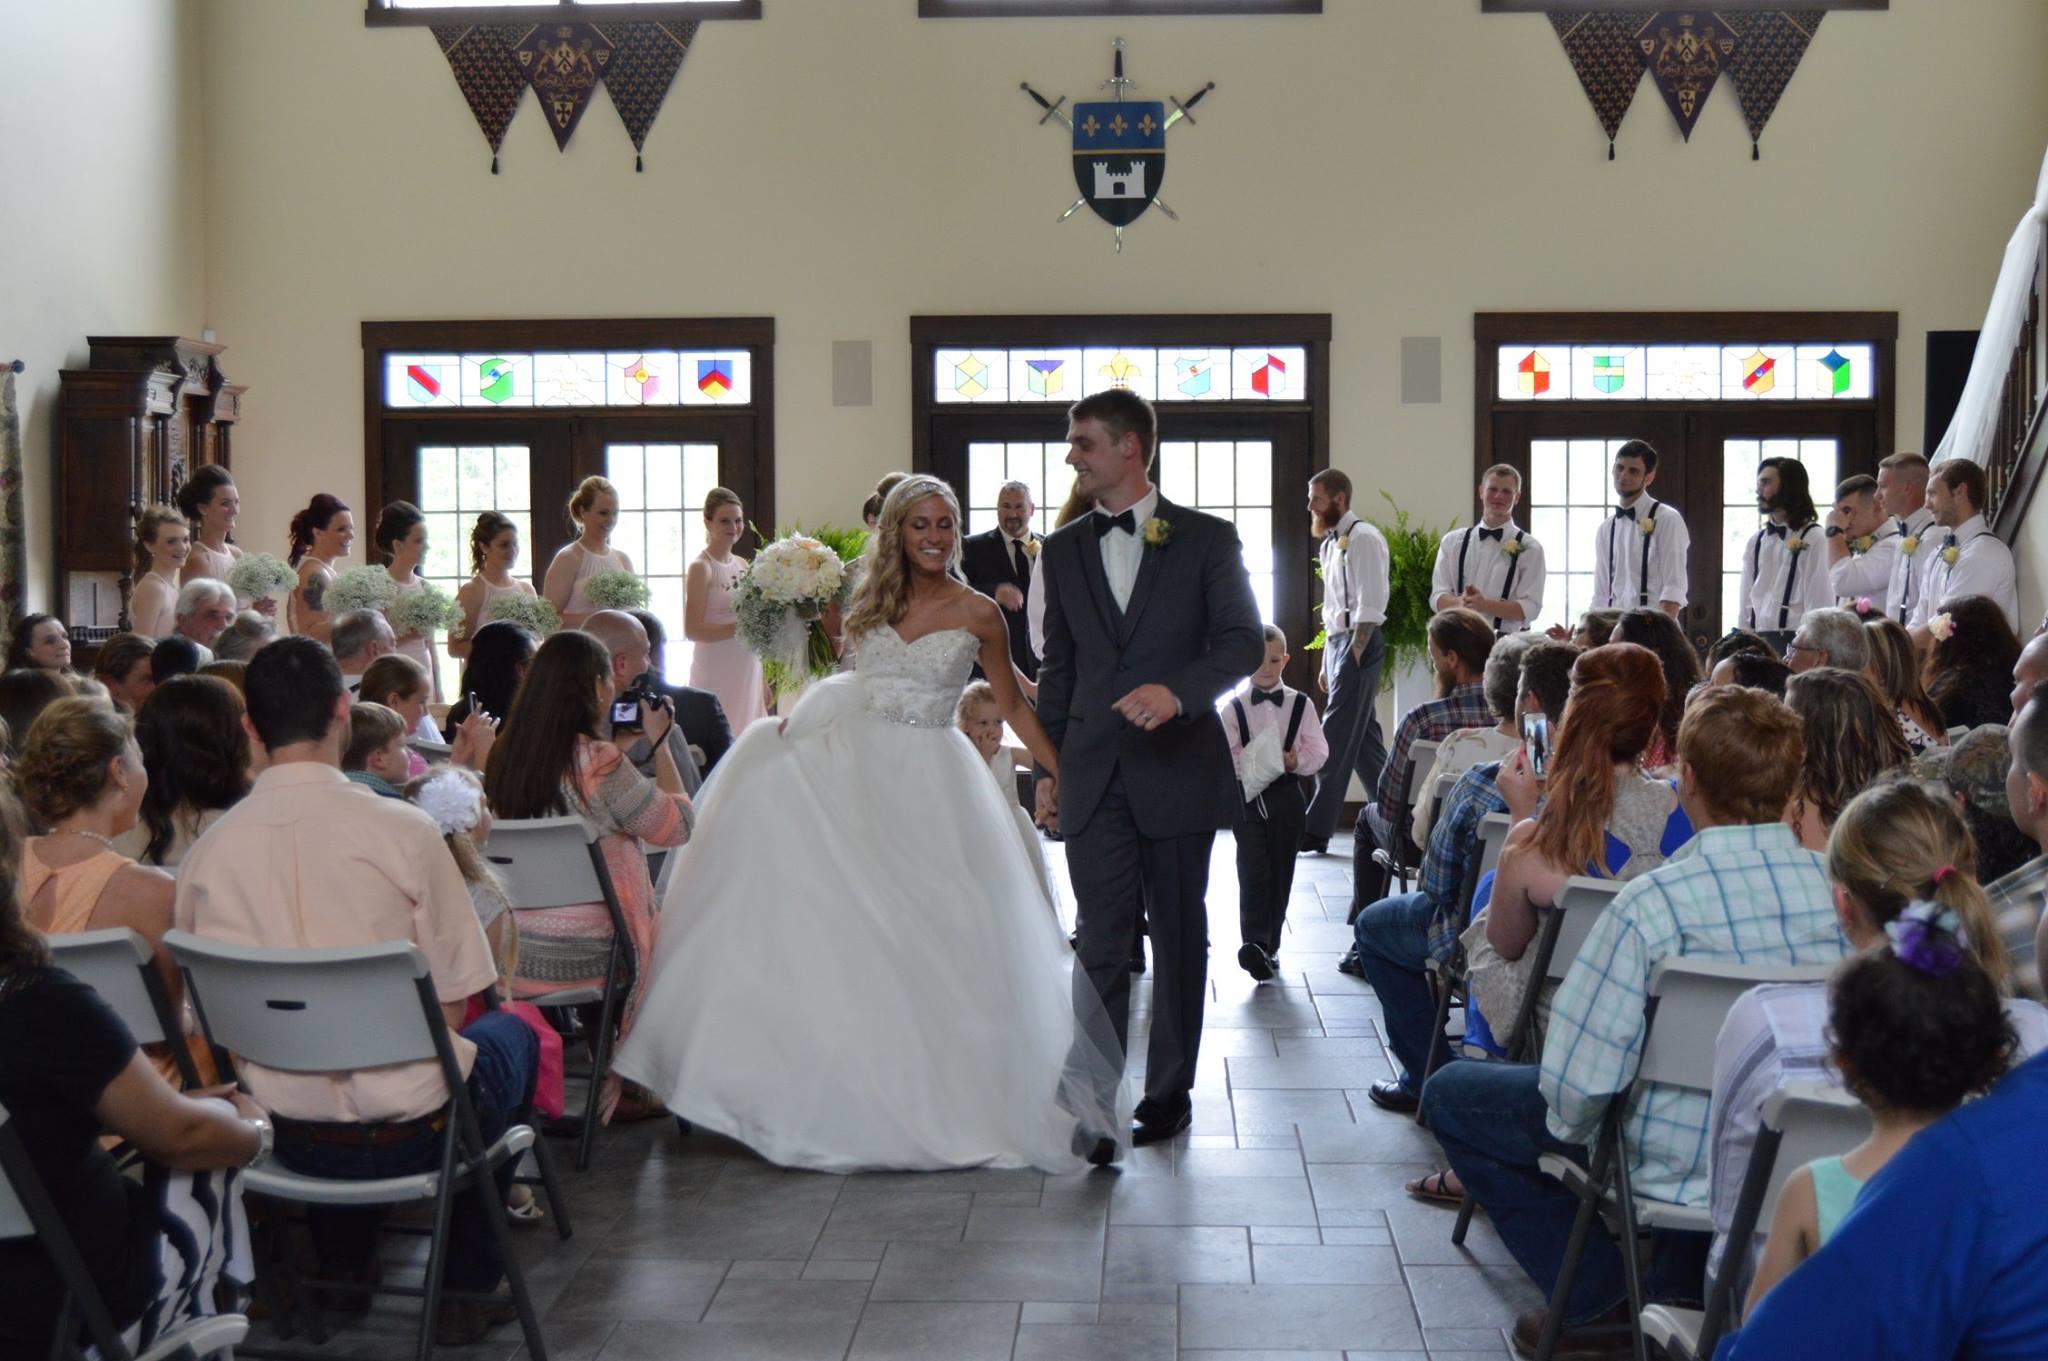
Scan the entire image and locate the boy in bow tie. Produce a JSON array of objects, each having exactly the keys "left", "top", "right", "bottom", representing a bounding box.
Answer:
[{"left": 1225, "top": 626, "right": 1329, "bottom": 982}]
